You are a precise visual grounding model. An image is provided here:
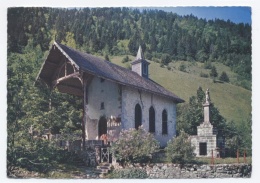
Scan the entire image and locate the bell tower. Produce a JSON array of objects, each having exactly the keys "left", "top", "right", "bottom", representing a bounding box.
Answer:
[{"left": 131, "top": 45, "right": 150, "bottom": 78}]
